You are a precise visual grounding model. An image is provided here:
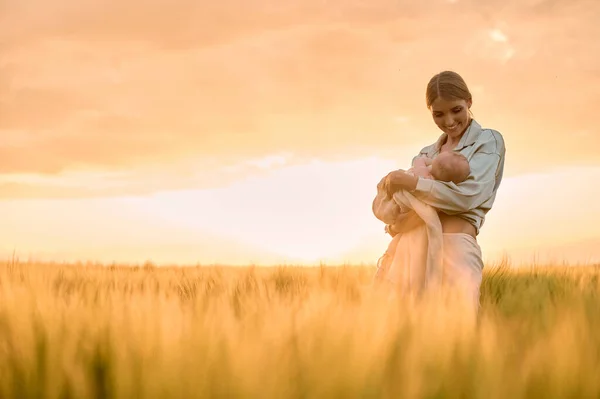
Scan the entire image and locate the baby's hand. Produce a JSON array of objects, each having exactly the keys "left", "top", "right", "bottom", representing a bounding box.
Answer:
[{"left": 413, "top": 156, "right": 432, "bottom": 168}]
